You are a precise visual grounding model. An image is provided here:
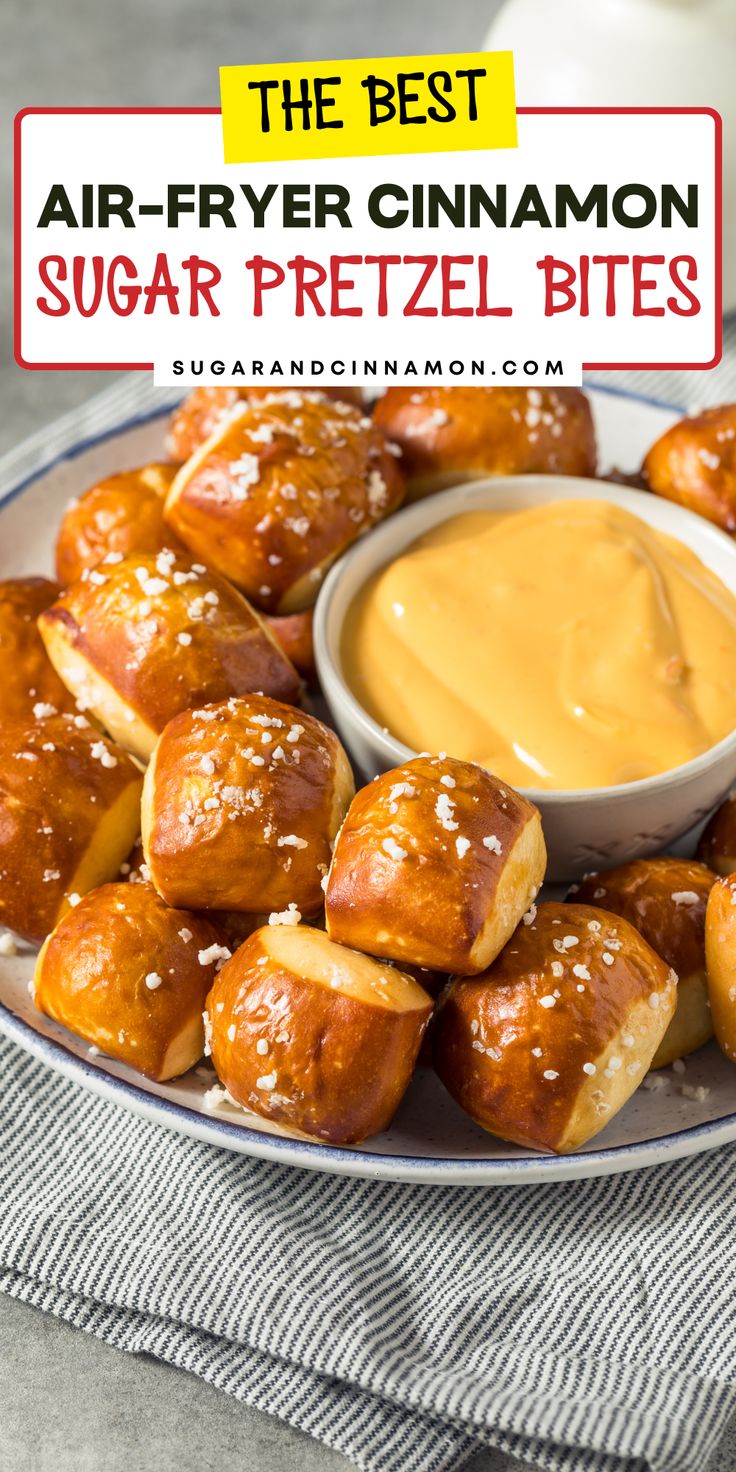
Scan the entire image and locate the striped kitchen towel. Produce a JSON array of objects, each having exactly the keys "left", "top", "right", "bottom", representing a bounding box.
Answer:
[
  {"left": 2, "top": 1035, "right": 736, "bottom": 1472},
  {"left": 2, "top": 366, "right": 736, "bottom": 1472}
]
